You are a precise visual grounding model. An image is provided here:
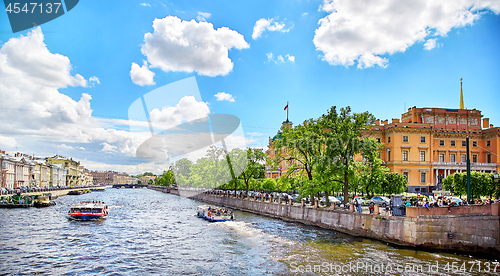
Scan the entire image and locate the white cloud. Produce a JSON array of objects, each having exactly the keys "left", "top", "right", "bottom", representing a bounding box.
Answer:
[
  {"left": 197, "top": 12, "right": 211, "bottom": 22},
  {"left": 89, "top": 76, "right": 100, "bottom": 84},
  {"left": 101, "top": 142, "right": 118, "bottom": 153},
  {"left": 302, "top": 12, "right": 308, "bottom": 16},
  {"left": 423, "top": 38, "right": 440, "bottom": 50},
  {"left": 252, "top": 18, "right": 291, "bottom": 40},
  {"left": 313, "top": 0, "right": 500, "bottom": 69},
  {"left": 0, "top": 28, "right": 148, "bottom": 168},
  {"left": 141, "top": 16, "right": 249, "bottom": 77},
  {"left": 149, "top": 95, "right": 211, "bottom": 131},
  {"left": 130, "top": 60, "right": 156, "bottom": 86},
  {"left": 214, "top": 92, "right": 235, "bottom": 102},
  {"left": 266, "top": 52, "right": 273, "bottom": 61},
  {"left": 266, "top": 52, "right": 295, "bottom": 64},
  {"left": 140, "top": 3, "right": 151, "bottom": 7}
]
